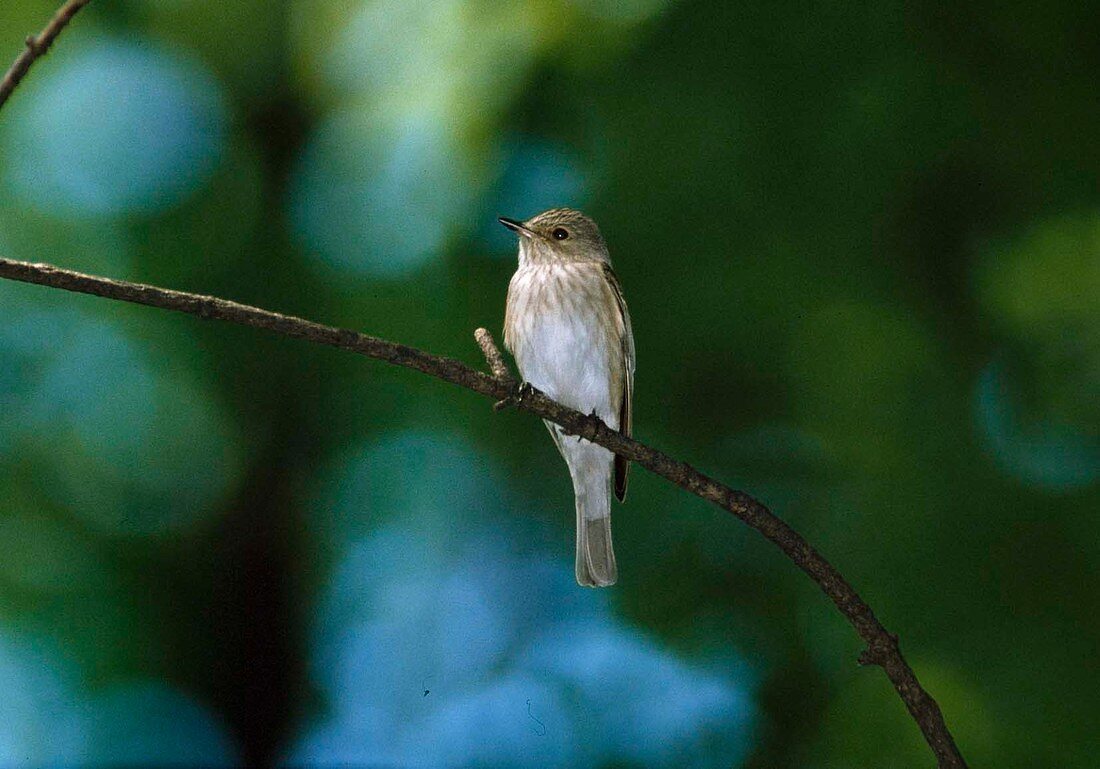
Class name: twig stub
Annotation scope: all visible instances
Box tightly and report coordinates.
[474,327,514,383]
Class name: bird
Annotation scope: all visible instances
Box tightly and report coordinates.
[499,208,635,587]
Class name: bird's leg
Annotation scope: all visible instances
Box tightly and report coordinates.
[493,380,533,412]
[562,409,602,442]
[577,408,602,442]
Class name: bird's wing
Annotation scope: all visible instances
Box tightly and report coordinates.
[602,263,634,502]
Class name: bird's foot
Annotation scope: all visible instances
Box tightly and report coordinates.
[576,409,602,442]
[565,409,602,442]
[493,381,533,412]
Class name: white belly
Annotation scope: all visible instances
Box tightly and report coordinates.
[505,264,619,427]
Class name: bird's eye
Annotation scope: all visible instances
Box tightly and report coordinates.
[552,228,569,240]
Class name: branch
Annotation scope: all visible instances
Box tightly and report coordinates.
[0,5,966,763]
[0,0,91,109]
[0,256,968,768]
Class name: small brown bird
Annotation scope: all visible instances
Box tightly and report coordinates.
[499,209,635,587]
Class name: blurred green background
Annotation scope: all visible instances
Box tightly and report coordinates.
[1,0,1097,766]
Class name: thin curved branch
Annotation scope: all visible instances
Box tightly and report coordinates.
[0,0,91,109]
[0,4,966,763]
[0,256,968,769]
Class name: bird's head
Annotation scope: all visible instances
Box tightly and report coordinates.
[498,208,610,265]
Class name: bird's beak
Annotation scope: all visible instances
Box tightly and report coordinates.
[498,216,535,239]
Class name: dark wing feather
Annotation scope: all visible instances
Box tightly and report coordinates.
[602,264,635,502]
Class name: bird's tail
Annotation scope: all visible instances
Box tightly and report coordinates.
[574,470,618,588]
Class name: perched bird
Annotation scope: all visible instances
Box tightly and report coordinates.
[499,209,635,587]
